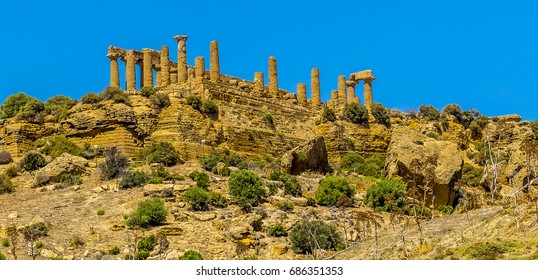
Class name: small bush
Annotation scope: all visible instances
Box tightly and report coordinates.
[20,152,47,171]
[1,92,35,119]
[149,92,170,112]
[289,220,342,254]
[99,147,128,180]
[35,241,44,249]
[201,100,218,114]
[0,251,6,260]
[461,163,483,188]
[274,200,294,212]
[139,86,156,97]
[268,224,287,237]
[370,103,390,126]
[179,250,203,260]
[263,112,274,126]
[443,104,463,120]
[134,235,156,260]
[208,192,227,208]
[24,222,49,238]
[466,241,516,260]
[5,165,20,178]
[2,239,10,247]
[70,236,85,248]
[436,205,454,214]
[108,246,120,255]
[268,171,301,196]
[186,95,202,110]
[343,103,368,124]
[426,131,441,140]
[418,105,440,121]
[120,171,150,189]
[100,86,130,105]
[60,173,82,187]
[340,153,365,171]
[0,151,13,165]
[81,92,103,104]
[469,116,489,139]
[322,107,336,122]
[147,177,164,184]
[188,171,210,190]
[315,176,354,206]
[97,209,105,216]
[151,165,169,178]
[364,178,407,212]
[228,170,266,210]
[44,95,77,121]
[182,187,210,211]
[39,135,84,158]
[16,99,45,122]
[530,121,538,140]
[126,198,167,228]
[200,151,248,173]
[137,142,180,167]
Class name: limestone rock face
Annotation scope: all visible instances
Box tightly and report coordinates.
[34,153,88,184]
[281,136,330,175]
[386,126,464,206]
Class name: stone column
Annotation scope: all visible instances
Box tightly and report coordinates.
[268,56,278,97]
[346,81,357,104]
[125,51,136,91]
[311,68,321,107]
[107,54,120,88]
[331,90,338,101]
[297,83,307,104]
[254,72,264,93]
[156,71,161,87]
[160,46,170,87]
[142,48,153,87]
[338,75,346,105]
[137,61,144,89]
[195,56,205,78]
[363,78,375,108]
[210,41,220,81]
[173,35,188,84]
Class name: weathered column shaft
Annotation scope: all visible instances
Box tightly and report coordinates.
[268,57,278,97]
[125,52,136,91]
[254,72,264,92]
[156,71,161,87]
[297,83,307,104]
[210,41,220,81]
[311,68,321,107]
[174,35,188,83]
[346,82,356,103]
[160,46,170,87]
[338,75,346,105]
[195,56,205,78]
[143,49,153,87]
[108,55,120,88]
[364,79,374,108]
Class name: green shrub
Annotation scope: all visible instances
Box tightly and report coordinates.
[418,105,440,121]
[24,222,49,238]
[466,241,516,260]
[1,92,35,119]
[100,86,130,105]
[0,151,13,165]
[228,170,266,210]
[99,147,128,180]
[179,250,203,260]
[340,153,365,171]
[443,104,463,120]
[108,246,120,255]
[186,95,203,110]
[530,121,538,140]
[189,170,210,190]
[59,173,82,187]
[208,192,227,208]
[137,142,180,167]
[133,235,156,260]
[436,205,454,214]
[151,165,169,178]
[314,176,354,206]
[201,100,218,114]
[0,174,14,195]
[343,103,368,124]
[4,165,20,178]
[267,171,301,196]
[0,251,5,260]
[182,187,210,211]
[469,116,489,139]
[16,99,45,122]
[81,92,103,104]
[149,92,171,112]
[364,178,407,212]
[274,200,294,212]
[200,151,248,173]
[20,152,47,171]
[44,95,77,121]
[126,198,167,228]
[289,220,342,254]
[370,103,390,126]
[321,107,336,122]
[139,86,156,97]
[147,177,164,184]
[2,239,10,247]
[39,135,84,158]
[97,209,105,216]
[426,131,441,140]
[362,154,386,178]
[263,112,274,126]
[461,163,483,187]
[120,171,150,188]
[268,224,287,237]
[70,236,85,248]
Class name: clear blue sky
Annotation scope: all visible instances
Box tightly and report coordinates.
[1,0,537,120]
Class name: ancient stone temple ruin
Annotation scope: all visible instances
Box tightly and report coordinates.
[106,35,376,111]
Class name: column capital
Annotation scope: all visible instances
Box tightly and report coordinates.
[173,35,188,42]
[107,53,121,60]
[345,80,357,87]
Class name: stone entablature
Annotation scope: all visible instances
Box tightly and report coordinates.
[107,35,376,113]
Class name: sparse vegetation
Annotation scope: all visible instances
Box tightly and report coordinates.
[370,103,391,126]
[59,173,82,187]
[100,86,130,105]
[268,171,302,196]
[149,92,171,112]
[44,95,77,121]
[120,171,150,189]
[0,151,13,165]
[2,239,9,247]
[201,100,218,114]
[364,178,407,212]
[137,142,180,167]
[108,246,120,255]
[97,209,105,216]
[200,151,248,173]
[139,86,157,97]
[322,107,336,122]
[179,250,203,260]
[38,135,84,158]
[0,251,6,260]
[530,121,538,139]
[268,224,287,237]
[188,170,210,190]
[289,220,342,254]
[466,240,517,260]
[186,95,203,110]
[343,103,368,124]
[20,152,47,171]
[208,191,228,208]
[135,235,156,260]
[4,165,20,178]
[70,236,85,248]
[274,200,294,212]
[418,105,440,121]
[81,92,103,104]
[315,175,354,206]
[99,147,128,180]
[228,170,266,210]
[126,198,167,228]
[461,163,483,188]
[263,112,274,126]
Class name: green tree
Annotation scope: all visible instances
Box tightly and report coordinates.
[201,100,218,114]
[343,103,368,124]
[1,92,34,119]
[16,99,45,122]
[321,107,336,122]
[418,105,440,121]
[370,103,391,126]
[20,152,47,171]
[186,95,202,110]
[81,92,102,104]
[44,95,77,121]
[364,178,407,212]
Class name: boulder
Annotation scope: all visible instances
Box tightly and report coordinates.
[143,184,174,197]
[34,153,88,184]
[281,136,330,175]
[386,127,464,206]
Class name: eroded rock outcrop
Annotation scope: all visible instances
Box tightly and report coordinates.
[34,153,88,184]
[281,136,330,175]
